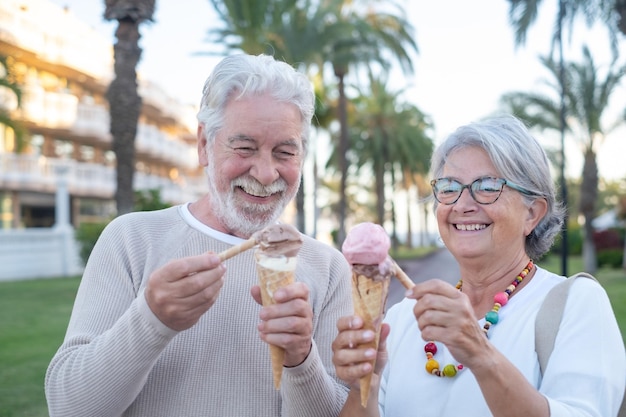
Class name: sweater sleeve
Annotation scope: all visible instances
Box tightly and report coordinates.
[279,241,352,417]
[45,213,179,417]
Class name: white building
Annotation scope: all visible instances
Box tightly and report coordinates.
[0,0,206,279]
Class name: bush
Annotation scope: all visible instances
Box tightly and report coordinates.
[75,221,108,265]
[551,223,583,256]
[597,249,624,268]
[593,228,624,250]
[74,189,171,266]
[134,189,171,212]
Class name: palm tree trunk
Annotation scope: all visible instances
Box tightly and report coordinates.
[557,0,569,277]
[107,20,143,215]
[405,185,413,249]
[580,148,599,273]
[389,166,398,252]
[336,70,349,246]
[376,138,387,226]
[422,198,430,246]
[296,175,305,233]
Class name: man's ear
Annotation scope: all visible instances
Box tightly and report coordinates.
[197,125,209,167]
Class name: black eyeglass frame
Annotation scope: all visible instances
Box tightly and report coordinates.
[430,176,539,205]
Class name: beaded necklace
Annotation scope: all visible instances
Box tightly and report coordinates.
[424,260,534,378]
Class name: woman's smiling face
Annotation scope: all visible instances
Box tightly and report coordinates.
[435,146,536,263]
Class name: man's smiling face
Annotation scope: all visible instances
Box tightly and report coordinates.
[199,93,304,237]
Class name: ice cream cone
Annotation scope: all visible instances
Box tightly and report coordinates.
[351,270,390,407]
[255,252,297,389]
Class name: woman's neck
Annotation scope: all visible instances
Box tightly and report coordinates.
[459,258,535,318]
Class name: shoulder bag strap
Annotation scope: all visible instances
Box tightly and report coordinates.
[535,272,597,375]
[535,272,626,416]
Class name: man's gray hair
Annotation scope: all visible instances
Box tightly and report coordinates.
[196,54,315,156]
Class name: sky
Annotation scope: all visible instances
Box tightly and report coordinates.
[48,0,626,181]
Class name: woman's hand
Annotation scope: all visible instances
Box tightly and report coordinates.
[405,279,489,369]
[332,315,388,416]
[332,315,389,387]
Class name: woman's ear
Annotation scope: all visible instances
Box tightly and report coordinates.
[525,198,548,237]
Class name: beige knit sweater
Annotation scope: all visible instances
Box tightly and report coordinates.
[45,205,352,417]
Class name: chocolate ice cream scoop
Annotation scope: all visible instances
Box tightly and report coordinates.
[254,224,303,257]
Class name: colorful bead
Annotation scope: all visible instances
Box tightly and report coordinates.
[426,358,440,374]
[424,342,437,355]
[494,292,508,306]
[485,311,499,324]
[442,364,458,377]
[425,260,534,378]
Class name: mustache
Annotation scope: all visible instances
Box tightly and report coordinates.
[231,176,287,197]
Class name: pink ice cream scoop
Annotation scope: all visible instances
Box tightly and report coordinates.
[342,222,391,267]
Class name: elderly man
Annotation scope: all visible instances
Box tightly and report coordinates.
[46,54,352,417]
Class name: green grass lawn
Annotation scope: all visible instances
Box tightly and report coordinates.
[0,277,79,417]
[0,256,624,417]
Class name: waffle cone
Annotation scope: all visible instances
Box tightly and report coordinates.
[217,236,257,261]
[351,270,390,407]
[255,254,296,389]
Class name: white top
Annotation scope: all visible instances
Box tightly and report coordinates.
[380,267,626,417]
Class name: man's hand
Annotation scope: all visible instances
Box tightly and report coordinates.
[251,282,313,367]
[145,253,226,331]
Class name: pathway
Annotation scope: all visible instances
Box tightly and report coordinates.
[387,248,460,309]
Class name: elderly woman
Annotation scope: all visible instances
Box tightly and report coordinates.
[332,115,625,417]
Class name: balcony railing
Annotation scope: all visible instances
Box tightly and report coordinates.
[0,0,114,80]
[13,88,198,168]
[0,153,206,203]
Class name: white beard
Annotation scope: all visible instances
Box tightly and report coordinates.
[204,156,297,237]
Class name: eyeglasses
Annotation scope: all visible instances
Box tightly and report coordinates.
[430,176,538,205]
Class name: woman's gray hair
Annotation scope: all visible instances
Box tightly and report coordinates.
[430,114,565,259]
[196,54,315,156]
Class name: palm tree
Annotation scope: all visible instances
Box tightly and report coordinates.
[344,73,432,240]
[206,0,417,244]
[207,0,327,234]
[500,45,626,273]
[314,0,417,245]
[411,173,434,247]
[391,105,433,249]
[104,0,156,215]
[0,55,26,152]
[504,0,623,275]
[207,0,303,57]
